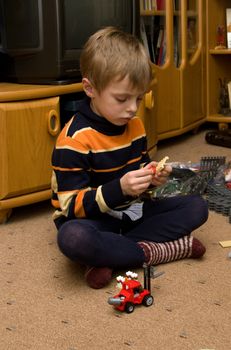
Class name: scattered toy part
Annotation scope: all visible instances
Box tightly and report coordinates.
[200,156,226,178]
[219,240,231,248]
[156,156,169,173]
[206,183,231,224]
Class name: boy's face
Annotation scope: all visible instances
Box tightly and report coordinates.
[82,76,145,126]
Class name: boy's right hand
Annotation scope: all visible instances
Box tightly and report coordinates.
[120,168,153,197]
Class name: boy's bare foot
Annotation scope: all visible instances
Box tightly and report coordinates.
[85,266,113,289]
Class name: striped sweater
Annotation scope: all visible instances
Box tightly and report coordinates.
[51,97,150,222]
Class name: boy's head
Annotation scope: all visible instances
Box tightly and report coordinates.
[80,26,153,93]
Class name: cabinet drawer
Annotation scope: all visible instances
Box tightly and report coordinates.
[0,97,60,199]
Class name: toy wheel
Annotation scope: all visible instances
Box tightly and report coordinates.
[143,295,154,307]
[125,302,135,313]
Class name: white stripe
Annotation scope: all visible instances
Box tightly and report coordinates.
[95,186,110,213]
[56,144,89,154]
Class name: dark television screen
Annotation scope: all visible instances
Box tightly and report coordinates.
[0,0,41,53]
[0,0,140,84]
[63,0,133,50]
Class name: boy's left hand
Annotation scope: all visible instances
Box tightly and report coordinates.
[145,161,172,187]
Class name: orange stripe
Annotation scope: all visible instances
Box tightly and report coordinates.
[56,138,89,153]
[71,117,145,152]
[74,189,88,218]
[52,166,84,172]
[51,199,60,209]
[56,117,145,154]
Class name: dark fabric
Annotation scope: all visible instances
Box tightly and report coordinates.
[56,195,208,269]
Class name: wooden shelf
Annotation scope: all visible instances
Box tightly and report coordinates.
[209,49,231,55]
[207,114,231,123]
[0,82,83,102]
[140,10,197,17]
[140,10,165,16]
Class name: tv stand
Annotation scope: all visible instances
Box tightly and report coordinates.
[49,79,82,85]
[7,78,83,86]
[0,82,84,223]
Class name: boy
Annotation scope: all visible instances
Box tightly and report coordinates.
[51,27,208,289]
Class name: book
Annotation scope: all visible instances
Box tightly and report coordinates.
[141,0,157,11]
[143,16,156,63]
[174,0,180,11]
[140,17,151,58]
[226,8,231,48]
[157,0,165,11]
[228,81,231,109]
[157,28,166,65]
[153,16,164,64]
[173,17,180,67]
[187,18,196,49]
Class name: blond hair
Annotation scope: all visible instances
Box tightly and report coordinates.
[80,26,153,92]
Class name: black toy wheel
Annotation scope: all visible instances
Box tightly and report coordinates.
[142,295,154,307]
[125,302,135,313]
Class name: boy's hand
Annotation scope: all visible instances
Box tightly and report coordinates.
[120,167,153,197]
[146,161,172,187]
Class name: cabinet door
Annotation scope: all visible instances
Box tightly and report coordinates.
[181,0,206,128]
[0,97,60,200]
[140,0,206,140]
[140,1,182,139]
[206,0,231,125]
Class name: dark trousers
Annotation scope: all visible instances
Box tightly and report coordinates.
[56,195,208,269]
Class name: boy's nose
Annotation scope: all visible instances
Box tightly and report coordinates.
[126,100,138,113]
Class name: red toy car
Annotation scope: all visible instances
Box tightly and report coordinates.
[108,268,154,313]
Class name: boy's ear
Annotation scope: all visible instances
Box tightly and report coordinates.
[82,78,95,97]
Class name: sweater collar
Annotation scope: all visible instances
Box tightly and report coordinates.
[77,97,126,136]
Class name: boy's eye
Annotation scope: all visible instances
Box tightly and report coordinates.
[116,97,127,103]
[115,96,143,103]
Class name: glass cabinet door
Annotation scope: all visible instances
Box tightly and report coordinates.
[140,0,167,66]
[139,0,205,138]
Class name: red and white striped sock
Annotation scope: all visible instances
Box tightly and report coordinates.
[138,236,206,266]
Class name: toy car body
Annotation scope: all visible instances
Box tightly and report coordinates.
[108,278,153,313]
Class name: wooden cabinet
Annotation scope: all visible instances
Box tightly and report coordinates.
[140,0,207,140]
[0,82,83,223]
[205,0,231,128]
[0,97,60,200]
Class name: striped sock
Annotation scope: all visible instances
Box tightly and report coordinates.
[138,236,206,266]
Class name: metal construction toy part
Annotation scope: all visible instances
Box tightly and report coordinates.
[108,266,164,313]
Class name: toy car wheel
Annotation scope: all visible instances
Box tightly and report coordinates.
[142,295,153,307]
[125,302,135,313]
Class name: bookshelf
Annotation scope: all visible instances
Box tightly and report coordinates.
[140,0,206,140]
[206,0,231,128]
